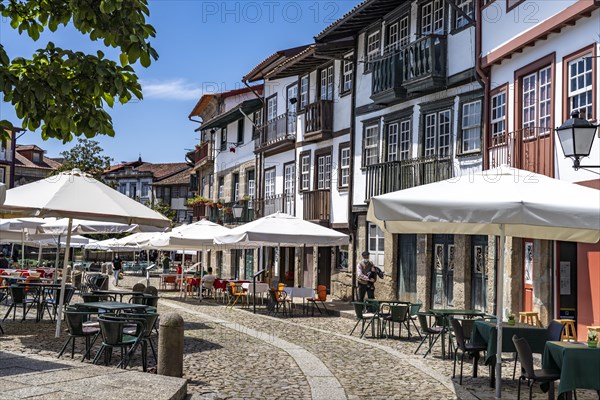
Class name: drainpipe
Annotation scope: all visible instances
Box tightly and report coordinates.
[348,36,359,302]
[475,0,491,170]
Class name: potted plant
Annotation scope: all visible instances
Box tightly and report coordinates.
[587,329,598,348]
[507,313,516,325]
[216,199,224,209]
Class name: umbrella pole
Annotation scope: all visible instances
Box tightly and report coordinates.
[37,243,43,266]
[180,249,186,299]
[21,228,25,267]
[146,248,151,287]
[495,224,506,399]
[54,235,61,283]
[55,218,73,338]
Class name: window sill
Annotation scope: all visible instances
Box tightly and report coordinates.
[456,149,482,157]
[339,90,352,98]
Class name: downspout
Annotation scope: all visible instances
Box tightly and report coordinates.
[475,0,490,170]
[348,36,359,302]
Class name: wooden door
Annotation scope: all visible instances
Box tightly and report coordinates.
[317,247,331,292]
[523,240,534,311]
[431,234,455,308]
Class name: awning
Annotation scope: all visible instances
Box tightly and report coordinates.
[201,98,262,131]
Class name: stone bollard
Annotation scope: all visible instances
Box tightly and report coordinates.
[158,313,184,377]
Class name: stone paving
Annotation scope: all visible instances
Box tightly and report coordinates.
[1,275,599,399]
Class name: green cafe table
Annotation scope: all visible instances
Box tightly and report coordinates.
[470,320,548,387]
[543,341,600,399]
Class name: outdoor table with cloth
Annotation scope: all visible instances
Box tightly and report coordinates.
[284,287,315,314]
[542,341,600,398]
[242,282,269,304]
[471,320,548,386]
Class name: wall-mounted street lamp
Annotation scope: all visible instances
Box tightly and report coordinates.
[232,203,244,220]
[556,110,599,170]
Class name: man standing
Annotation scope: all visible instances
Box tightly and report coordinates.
[356,251,377,301]
[112,255,122,286]
[162,253,171,273]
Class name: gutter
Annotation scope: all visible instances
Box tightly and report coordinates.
[475,0,490,170]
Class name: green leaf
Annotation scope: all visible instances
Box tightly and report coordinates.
[140,52,150,68]
[119,52,128,66]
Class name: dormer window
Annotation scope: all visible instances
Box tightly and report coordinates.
[32,152,41,163]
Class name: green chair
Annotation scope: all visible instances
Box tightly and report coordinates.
[58,310,101,361]
[350,302,379,338]
[408,303,423,338]
[93,315,144,369]
[382,304,410,339]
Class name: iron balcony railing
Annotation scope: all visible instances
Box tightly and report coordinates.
[365,156,454,200]
[255,112,296,150]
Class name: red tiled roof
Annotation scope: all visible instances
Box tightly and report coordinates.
[188,85,263,118]
[14,151,62,170]
[152,168,192,186]
[136,162,189,180]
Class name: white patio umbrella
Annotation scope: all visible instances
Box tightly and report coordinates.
[213,212,349,247]
[150,219,231,250]
[36,218,140,235]
[367,165,600,398]
[0,217,47,265]
[0,169,171,337]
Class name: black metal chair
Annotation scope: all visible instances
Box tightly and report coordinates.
[414,313,444,357]
[408,303,423,339]
[2,285,36,321]
[93,315,144,369]
[143,286,159,296]
[512,334,563,400]
[58,310,101,360]
[44,285,75,320]
[267,288,289,316]
[131,283,146,293]
[513,320,564,380]
[450,318,487,384]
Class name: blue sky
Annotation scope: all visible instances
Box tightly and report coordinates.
[0,1,358,164]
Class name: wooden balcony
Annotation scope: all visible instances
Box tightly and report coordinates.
[365,156,454,200]
[401,36,447,93]
[192,204,208,221]
[302,189,330,224]
[255,194,295,217]
[370,51,406,105]
[304,100,333,142]
[488,127,554,177]
[254,112,296,154]
[192,142,214,169]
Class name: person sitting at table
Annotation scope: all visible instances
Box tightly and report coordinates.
[0,253,8,269]
[201,267,217,297]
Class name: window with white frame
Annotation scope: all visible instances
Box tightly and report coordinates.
[300,75,309,109]
[32,152,41,163]
[316,154,331,190]
[246,170,255,198]
[363,123,380,166]
[567,55,593,119]
[320,65,334,101]
[339,144,350,188]
[172,186,179,198]
[421,0,444,35]
[141,182,149,197]
[300,152,311,191]
[522,66,551,138]
[424,110,452,157]
[220,127,227,151]
[266,95,277,122]
[399,120,411,160]
[253,110,263,139]
[342,53,354,93]
[218,176,224,199]
[399,16,410,47]
[264,168,275,198]
[491,90,506,141]
[365,30,381,72]
[461,100,481,153]
[284,163,295,214]
[130,183,137,199]
[385,16,410,53]
[453,0,474,30]
[368,223,385,270]
[284,163,295,196]
[119,183,126,195]
[387,123,398,162]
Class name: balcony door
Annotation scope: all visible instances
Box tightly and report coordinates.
[286,84,297,134]
[431,234,454,308]
[316,153,331,190]
[284,163,295,215]
[319,65,334,101]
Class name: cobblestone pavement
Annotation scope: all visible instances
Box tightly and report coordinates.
[1,276,598,399]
